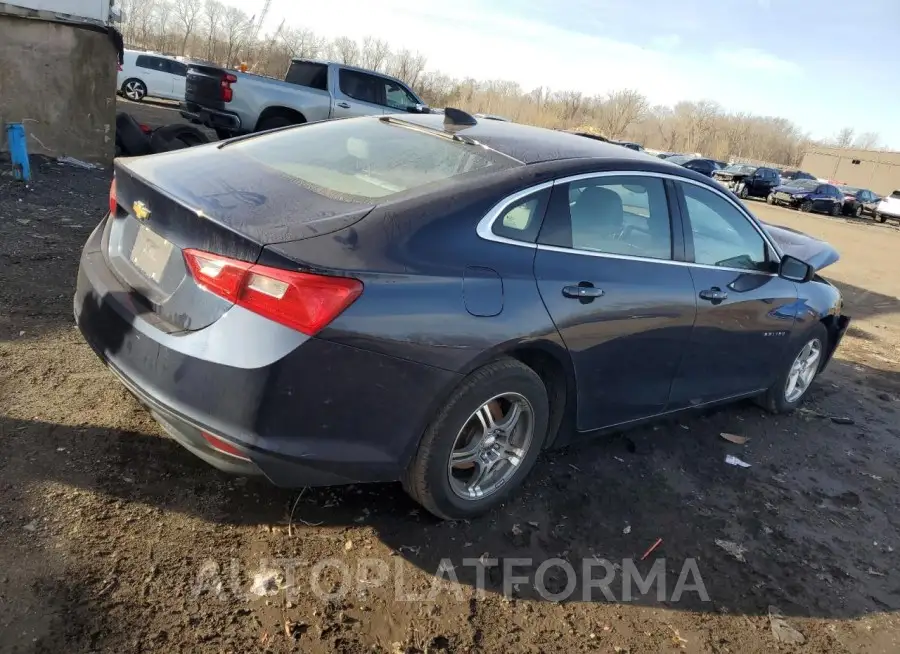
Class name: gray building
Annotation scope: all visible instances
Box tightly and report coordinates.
[801,146,900,196]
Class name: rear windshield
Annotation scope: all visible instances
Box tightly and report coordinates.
[723,164,756,174]
[230,117,519,201]
[839,186,860,194]
[891,190,900,199]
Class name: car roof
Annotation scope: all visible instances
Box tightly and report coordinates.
[395,114,656,164]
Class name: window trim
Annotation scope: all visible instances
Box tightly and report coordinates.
[474,170,783,276]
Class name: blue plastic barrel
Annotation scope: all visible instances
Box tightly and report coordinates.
[6,123,31,181]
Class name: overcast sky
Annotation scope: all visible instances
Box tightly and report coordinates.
[224,0,900,148]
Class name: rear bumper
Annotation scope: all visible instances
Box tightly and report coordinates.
[74,218,460,487]
[180,101,242,134]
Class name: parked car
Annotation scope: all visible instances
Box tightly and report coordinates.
[875,190,900,224]
[713,164,781,199]
[610,140,644,151]
[779,170,817,184]
[664,155,721,177]
[656,152,677,159]
[74,110,849,519]
[181,58,429,139]
[837,186,880,218]
[118,49,188,102]
[768,180,844,215]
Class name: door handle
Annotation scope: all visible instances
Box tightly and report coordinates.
[699,287,728,302]
[562,284,604,299]
[337,101,351,109]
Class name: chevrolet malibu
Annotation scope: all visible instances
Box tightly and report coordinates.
[75,110,850,519]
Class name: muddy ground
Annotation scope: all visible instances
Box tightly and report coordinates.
[1,151,900,654]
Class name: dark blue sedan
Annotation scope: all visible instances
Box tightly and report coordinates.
[767,180,845,215]
[74,110,850,519]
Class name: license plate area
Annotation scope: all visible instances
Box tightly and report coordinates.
[776,192,791,201]
[131,225,175,283]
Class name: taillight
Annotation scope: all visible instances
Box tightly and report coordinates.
[220,73,237,102]
[109,178,117,214]
[117,63,123,72]
[182,249,363,335]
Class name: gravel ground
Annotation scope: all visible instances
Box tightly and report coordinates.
[1,157,900,654]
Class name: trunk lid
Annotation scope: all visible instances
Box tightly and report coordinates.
[762,222,840,271]
[105,145,374,332]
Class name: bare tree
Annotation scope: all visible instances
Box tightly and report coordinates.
[834,127,855,148]
[173,0,202,55]
[203,0,224,61]
[281,27,325,59]
[360,37,392,72]
[389,49,427,87]
[854,131,880,150]
[595,89,648,139]
[221,6,251,65]
[330,37,360,65]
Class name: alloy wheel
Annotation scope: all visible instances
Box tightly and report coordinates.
[125,81,145,101]
[447,392,534,500]
[784,338,822,403]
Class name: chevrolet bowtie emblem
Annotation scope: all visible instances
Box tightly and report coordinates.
[132,200,151,221]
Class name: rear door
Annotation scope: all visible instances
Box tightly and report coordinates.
[333,69,390,118]
[668,180,798,406]
[166,59,188,100]
[533,173,697,430]
[136,55,173,97]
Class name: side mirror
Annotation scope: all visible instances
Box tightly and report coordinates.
[779,254,815,283]
[406,103,430,114]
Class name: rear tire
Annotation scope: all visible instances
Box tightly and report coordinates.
[738,184,749,199]
[121,78,147,102]
[875,213,886,223]
[854,204,862,218]
[256,115,297,132]
[403,358,549,520]
[757,323,828,414]
[830,202,841,217]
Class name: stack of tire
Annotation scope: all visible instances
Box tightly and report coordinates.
[115,112,210,158]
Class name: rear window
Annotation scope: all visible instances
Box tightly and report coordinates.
[284,61,328,91]
[230,117,519,201]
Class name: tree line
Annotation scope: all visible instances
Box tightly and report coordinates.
[117,0,883,166]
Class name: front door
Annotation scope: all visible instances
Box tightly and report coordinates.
[534,174,697,431]
[668,181,799,407]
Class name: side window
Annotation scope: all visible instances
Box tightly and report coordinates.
[541,176,672,260]
[491,190,550,243]
[135,55,153,70]
[285,61,328,90]
[681,183,769,272]
[383,80,419,111]
[338,70,382,105]
[169,61,187,76]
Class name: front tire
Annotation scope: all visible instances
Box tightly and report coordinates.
[121,78,147,102]
[737,184,749,199]
[875,213,886,223]
[800,200,813,212]
[758,323,828,414]
[404,358,549,520]
[766,193,775,205]
[854,204,862,218]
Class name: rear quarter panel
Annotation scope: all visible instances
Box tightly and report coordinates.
[262,164,568,374]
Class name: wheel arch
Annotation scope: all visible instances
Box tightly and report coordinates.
[255,106,307,130]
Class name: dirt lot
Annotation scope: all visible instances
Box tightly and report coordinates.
[2,156,900,654]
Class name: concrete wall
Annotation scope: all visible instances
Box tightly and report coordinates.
[0,14,116,163]
[801,147,900,196]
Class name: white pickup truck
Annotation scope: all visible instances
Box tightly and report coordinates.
[180,58,430,138]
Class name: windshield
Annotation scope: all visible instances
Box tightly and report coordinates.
[723,164,756,174]
[787,179,818,190]
[229,117,519,201]
[838,186,860,195]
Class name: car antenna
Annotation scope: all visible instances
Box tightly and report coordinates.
[443,107,478,128]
